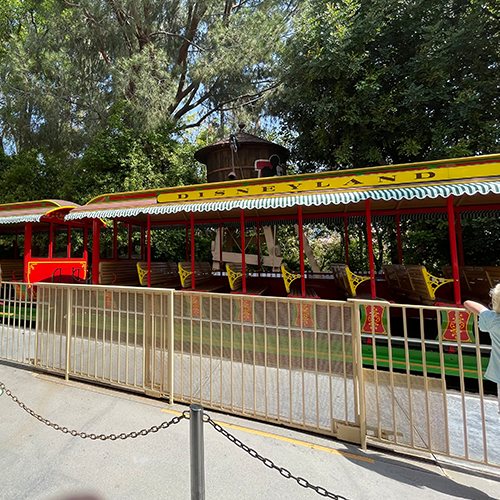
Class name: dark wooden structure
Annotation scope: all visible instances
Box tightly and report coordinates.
[194,124,289,183]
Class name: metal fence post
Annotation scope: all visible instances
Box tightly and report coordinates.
[190,404,205,500]
[350,299,367,450]
[34,285,41,366]
[65,287,73,381]
[167,289,175,405]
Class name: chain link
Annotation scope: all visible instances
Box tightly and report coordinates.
[205,415,351,500]
[0,381,187,440]
[2,380,351,498]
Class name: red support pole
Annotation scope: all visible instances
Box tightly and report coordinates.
[113,220,118,260]
[48,222,54,259]
[344,216,349,265]
[67,225,72,259]
[191,212,196,290]
[396,214,403,264]
[219,223,223,273]
[256,220,261,274]
[298,206,306,297]
[24,222,32,283]
[240,209,246,293]
[365,199,377,299]
[456,210,465,266]
[447,196,461,305]
[147,214,152,288]
[92,219,101,285]
[83,227,88,275]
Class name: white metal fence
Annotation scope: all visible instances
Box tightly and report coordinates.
[1,281,498,468]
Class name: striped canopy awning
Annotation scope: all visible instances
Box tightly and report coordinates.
[0,200,79,225]
[65,180,500,221]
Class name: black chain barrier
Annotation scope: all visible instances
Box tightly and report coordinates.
[0,381,187,440]
[205,414,351,500]
[1,381,351,499]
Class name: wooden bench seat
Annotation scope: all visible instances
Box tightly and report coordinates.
[331,263,371,298]
[178,262,226,292]
[136,261,181,288]
[288,284,320,298]
[226,263,269,295]
[0,259,24,282]
[383,264,452,305]
[281,264,319,298]
[99,260,141,286]
[442,265,500,303]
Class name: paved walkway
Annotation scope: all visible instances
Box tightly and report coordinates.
[1,362,500,500]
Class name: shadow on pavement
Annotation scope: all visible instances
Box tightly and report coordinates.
[345,449,499,500]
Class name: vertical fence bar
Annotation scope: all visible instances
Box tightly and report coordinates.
[168,289,175,405]
[351,300,367,449]
[65,288,72,381]
[34,285,41,366]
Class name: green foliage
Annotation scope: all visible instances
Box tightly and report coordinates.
[401,219,452,274]
[69,104,205,203]
[401,217,500,272]
[152,227,214,264]
[0,149,67,203]
[0,0,296,158]
[272,0,500,171]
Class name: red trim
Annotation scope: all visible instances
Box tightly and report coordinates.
[147,215,151,287]
[447,196,461,305]
[24,222,32,282]
[92,219,101,284]
[256,220,261,273]
[219,223,223,271]
[83,227,88,264]
[365,199,376,299]
[67,225,71,259]
[191,212,195,290]
[48,222,53,259]
[241,209,246,294]
[456,203,500,213]
[298,206,306,297]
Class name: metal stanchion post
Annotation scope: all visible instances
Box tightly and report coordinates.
[190,404,205,500]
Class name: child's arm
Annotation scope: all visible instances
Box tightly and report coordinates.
[464,300,488,315]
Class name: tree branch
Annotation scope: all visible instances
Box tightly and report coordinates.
[182,82,281,129]
[150,31,204,52]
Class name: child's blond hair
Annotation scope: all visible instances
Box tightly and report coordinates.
[490,284,500,313]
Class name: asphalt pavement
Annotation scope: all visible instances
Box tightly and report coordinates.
[1,361,500,500]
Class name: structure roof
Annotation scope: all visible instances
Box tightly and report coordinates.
[194,129,290,164]
[0,200,79,225]
[64,154,500,224]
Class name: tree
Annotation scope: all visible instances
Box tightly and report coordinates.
[272,0,500,171]
[0,0,297,157]
[69,103,206,204]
